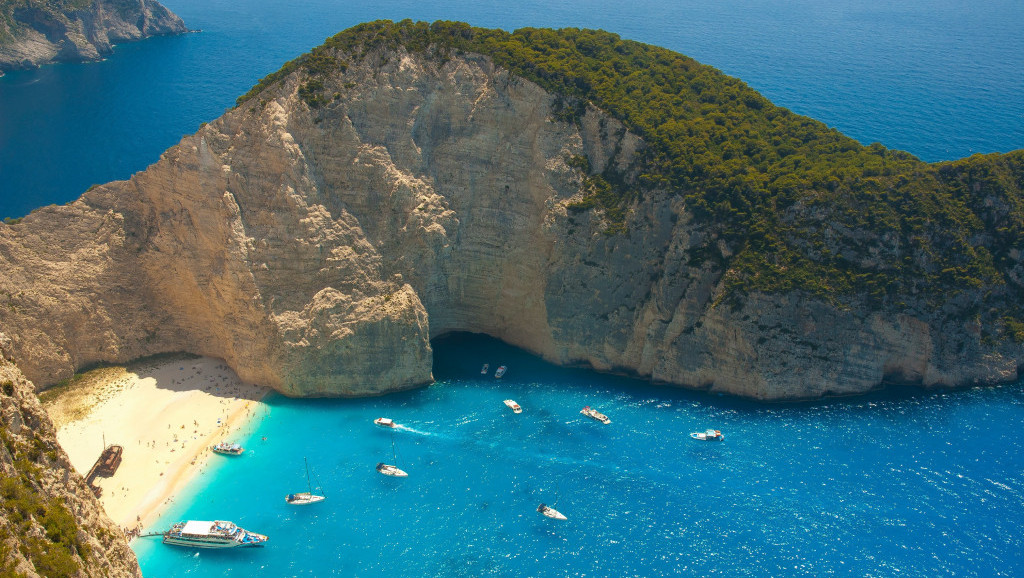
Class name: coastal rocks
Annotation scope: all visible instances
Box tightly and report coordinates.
[0,360,141,576]
[0,43,1021,400]
[0,0,186,74]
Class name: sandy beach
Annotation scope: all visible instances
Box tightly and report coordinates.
[42,355,270,532]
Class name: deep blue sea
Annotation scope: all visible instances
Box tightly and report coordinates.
[133,334,1024,577]
[2,1,1023,575]
[1,0,1023,218]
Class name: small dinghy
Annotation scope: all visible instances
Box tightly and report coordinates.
[580,406,611,424]
[537,503,567,520]
[481,363,489,375]
[503,399,522,414]
[690,429,724,441]
[494,365,507,378]
[374,417,395,428]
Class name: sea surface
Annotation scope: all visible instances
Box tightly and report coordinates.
[1,0,1023,218]
[133,334,1024,576]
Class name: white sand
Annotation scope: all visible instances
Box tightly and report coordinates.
[43,356,269,531]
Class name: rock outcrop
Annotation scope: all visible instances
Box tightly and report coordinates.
[0,24,1022,401]
[0,0,186,74]
[0,338,140,576]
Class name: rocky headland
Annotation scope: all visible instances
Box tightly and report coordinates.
[2,21,1023,403]
[0,0,186,74]
[0,341,140,576]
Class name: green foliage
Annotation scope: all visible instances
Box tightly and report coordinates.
[232,20,1024,311]
[1,453,85,577]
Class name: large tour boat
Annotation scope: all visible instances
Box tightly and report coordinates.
[374,417,395,428]
[162,520,267,548]
[211,442,244,455]
[503,399,523,414]
[494,365,507,378]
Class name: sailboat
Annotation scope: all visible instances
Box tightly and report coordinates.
[285,457,326,505]
[376,432,408,477]
[537,483,567,520]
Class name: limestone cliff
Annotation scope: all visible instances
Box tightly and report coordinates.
[0,0,186,74]
[1,22,1023,401]
[0,339,140,576]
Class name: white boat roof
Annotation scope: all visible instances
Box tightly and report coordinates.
[180,520,216,535]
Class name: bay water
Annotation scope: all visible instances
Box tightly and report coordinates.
[133,334,1024,576]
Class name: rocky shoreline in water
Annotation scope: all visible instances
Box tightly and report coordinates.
[0,0,186,76]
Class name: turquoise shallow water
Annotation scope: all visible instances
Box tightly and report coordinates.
[1,0,1023,218]
[133,334,1024,576]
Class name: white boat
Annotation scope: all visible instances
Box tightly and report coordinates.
[503,399,522,414]
[690,429,724,441]
[495,365,507,378]
[211,442,244,455]
[481,363,489,375]
[377,433,407,477]
[286,457,326,505]
[162,520,267,548]
[537,503,567,520]
[374,417,395,428]
[580,406,611,424]
[376,462,408,477]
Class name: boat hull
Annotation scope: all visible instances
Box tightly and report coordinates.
[377,463,408,477]
[286,493,326,505]
[162,536,264,548]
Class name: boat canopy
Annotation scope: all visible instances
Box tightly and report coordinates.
[180,521,217,536]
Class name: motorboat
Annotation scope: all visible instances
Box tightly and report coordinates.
[503,399,522,414]
[481,363,489,375]
[286,457,326,505]
[162,520,267,548]
[537,503,567,520]
[494,365,507,378]
[374,417,395,428]
[376,462,408,477]
[580,406,611,424]
[211,442,244,455]
[690,429,724,441]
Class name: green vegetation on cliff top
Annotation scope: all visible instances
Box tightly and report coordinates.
[238,20,1024,325]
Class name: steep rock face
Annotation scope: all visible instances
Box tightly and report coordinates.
[0,45,1020,400]
[0,340,140,576]
[0,0,186,74]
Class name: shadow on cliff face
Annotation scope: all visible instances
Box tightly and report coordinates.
[429,332,1009,418]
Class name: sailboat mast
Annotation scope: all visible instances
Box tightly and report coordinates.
[304,456,312,494]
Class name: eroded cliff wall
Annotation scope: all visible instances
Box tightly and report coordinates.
[0,340,140,576]
[0,0,186,74]
[0,45,1020,400]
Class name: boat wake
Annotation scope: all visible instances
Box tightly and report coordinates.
[394,425,440,438]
